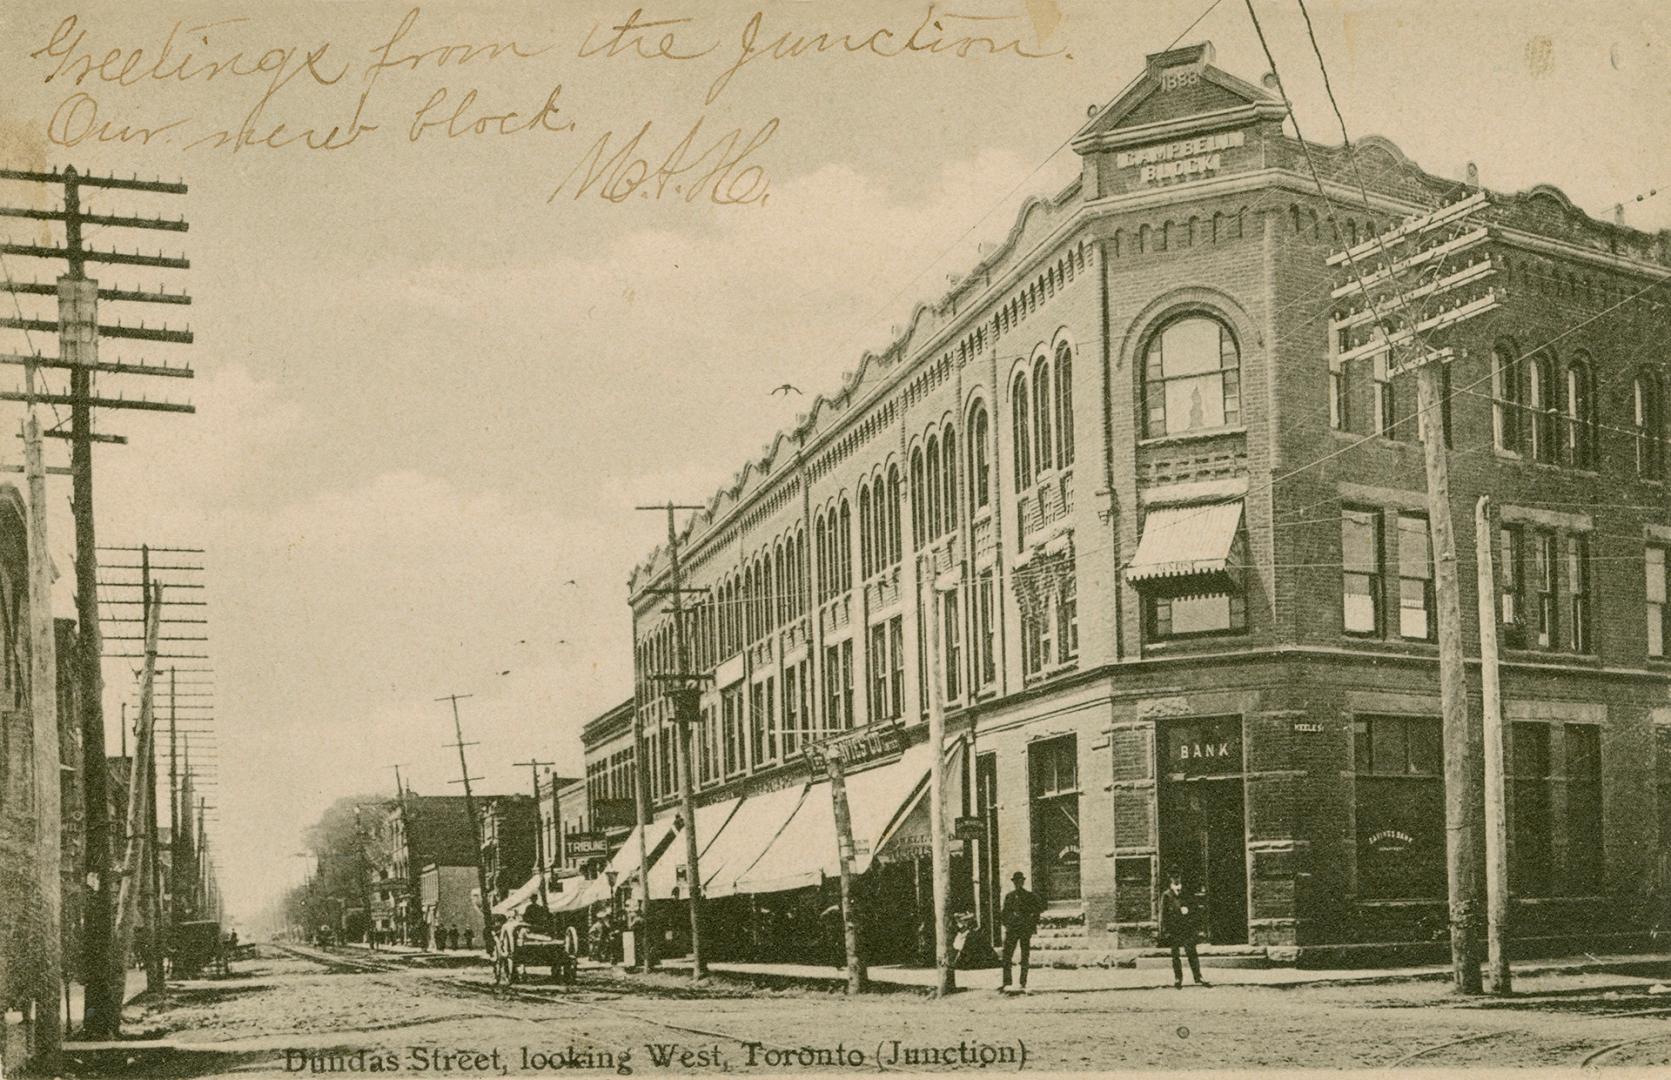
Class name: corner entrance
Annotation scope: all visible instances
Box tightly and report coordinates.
[1157,716,1248,945]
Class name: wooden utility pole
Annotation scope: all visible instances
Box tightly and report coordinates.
[1328,192,1497,995]
[628,699,655,973]
[1,164,195,1036]
[23,409,61,1062]
[168,671,179,947]
[920,573,952,996]
[1475,496,1511,994]
[513,758,555,908]
[824,751,866,993]
[438,693,496,954]
[636,501,713,980]
[112,578,163,997]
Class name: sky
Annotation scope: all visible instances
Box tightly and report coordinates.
[0,0,1667,923]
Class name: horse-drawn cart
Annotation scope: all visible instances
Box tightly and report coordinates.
[493,921,579,986]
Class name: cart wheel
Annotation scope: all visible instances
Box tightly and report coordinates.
[564,926,579,957]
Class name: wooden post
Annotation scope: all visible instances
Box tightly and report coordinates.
[23,413,62,1063]
[1417,363,1483,995]
[1475,496,1511,994]
[515,760,555,909]
[825,752,867,993]
[113,580,163,982]
[438,694,496,956]
[629,701,655,973]
[665,504,705,981]
[920,573,953,995]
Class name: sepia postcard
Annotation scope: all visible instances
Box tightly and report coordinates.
[0,0,1668,1076]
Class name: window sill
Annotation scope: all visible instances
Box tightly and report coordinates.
[1143,633,1249,650]
[1138,425,1246,449]
[1501,648,1602,666]
[1024,660,1080,686]
[1351,897,1446,907]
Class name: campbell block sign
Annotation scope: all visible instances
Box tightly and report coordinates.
[1116,130,1246,186]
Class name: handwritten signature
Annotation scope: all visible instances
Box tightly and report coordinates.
[549,114,776,207]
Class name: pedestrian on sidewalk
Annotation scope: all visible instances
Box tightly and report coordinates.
[1160,870,1211,989]
[1000,871,1045,993]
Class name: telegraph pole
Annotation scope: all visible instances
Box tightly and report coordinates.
[824,751,866,993]
[1475,496,1511,994]
[438,693,496,954]
[388,764,414,944]
[23,406,61,1062]
[513,758,555,908]
[637,502,712,981]
[1,164,195,1037]
[919,572,952,996]
[1329,193,1498,994]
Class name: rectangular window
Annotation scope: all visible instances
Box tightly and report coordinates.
[1532,531,1557,649]
[781,667,799,756]
[1647,545,1667,659]
[888,616,905,720]
[1148,592,1247,639]
[1397,514,1434,640]
[1342,507,1382,635]
[1493,351,1521,453]
[722,686,744,777]
[840,639,854,729]
[823,644,841,734]
[1500,526,1524,647]
[1510,722,1552,897]
[1565,725,1603,892]
[1329,354,1349,431]
[943,592,962,701]
[976,571,996,688]
[1352,715,1445,900]
[1373,354,1394,436]
[750,681,766,767]
[1564,535,1591,654]
[1060,580,1079,661]
[868,622,888,722]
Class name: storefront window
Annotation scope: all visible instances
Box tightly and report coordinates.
[1510,722,1552,897]
[1565,725,1603,892]
[1352,714,1444,901]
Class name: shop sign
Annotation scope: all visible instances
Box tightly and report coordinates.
[1165,718,1242,777]
[802,723,905,771]
[1367,829,1414,854]
[953,815,986,842]
[566,832,608,857]
[1292,721,1327,734]
[1116,130,1246,186]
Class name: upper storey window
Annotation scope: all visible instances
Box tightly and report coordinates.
[1143,315,1241,438]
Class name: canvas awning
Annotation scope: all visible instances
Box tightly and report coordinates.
[491,873,544,917]
[700,782,809,899]
[605,812,679,888]
[1125,501,1244,589]
[548,872,607,914]
[734,741,932,896]
[647,796,743,900]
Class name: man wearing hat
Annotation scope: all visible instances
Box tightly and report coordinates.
[999,870,1046,993]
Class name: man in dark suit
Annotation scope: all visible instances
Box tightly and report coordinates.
[1159,870,1211,989]
[1000,871,1046,993]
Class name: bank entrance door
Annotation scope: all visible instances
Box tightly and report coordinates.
[1158,716,1248,945]
[1029,735,1081,902]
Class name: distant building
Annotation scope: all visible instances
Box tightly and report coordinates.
[418,863,482,950]
[579,699,639,864]
[534,769,582,878]
[477,794,536,907]
[384,794,478,946]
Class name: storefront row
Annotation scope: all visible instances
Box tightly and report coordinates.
[500,689,1668,969]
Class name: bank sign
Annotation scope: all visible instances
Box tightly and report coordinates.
[1165,717,1242,777]
[1117,130,1247,186]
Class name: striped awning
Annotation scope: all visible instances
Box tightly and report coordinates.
[1126,501,1244,586]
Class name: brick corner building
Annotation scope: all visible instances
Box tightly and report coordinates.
[622,41,1671,968]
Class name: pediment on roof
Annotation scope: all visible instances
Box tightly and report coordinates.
[1076,42,1281,150]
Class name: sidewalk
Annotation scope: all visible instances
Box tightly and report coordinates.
[653,951,1671,995]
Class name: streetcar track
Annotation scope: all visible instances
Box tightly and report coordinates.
[269,942,839,1068]
[1389,1030,1511,1067]
[1577,1032,1671,1069]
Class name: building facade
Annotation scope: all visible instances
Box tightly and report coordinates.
[384,794,478,946]
[624,42,1671,966]
[478,794,536,907]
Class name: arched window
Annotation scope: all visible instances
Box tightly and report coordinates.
[1529,352,1557,463]
[1034,361,1053,472]
[774,542,785,627]
[743,563,755,644]
[969,401,991,510]
[1492,346,1521,452]
[1635,373,1663,478]
[1012,375,1033,490]
[943,424,960,530]
[1142,314,1241,438]
[1055,343,1075,467]
[837,498,851,592]
[926,435,942,538]
[910,449,925,547]
[1564,356,1594,469]
[1212,212,1224,243]
[859,483,873,579]
[1137,224,1150,253]
[887,464,902,566]
[814,515,827,603]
